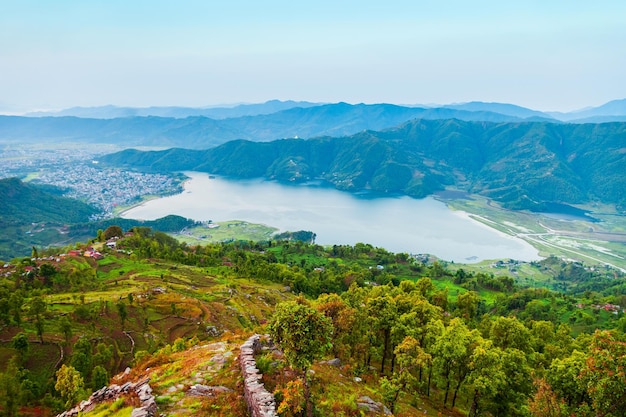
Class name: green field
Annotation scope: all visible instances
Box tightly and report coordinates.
[444,194,626,272]
[172,220,278,245]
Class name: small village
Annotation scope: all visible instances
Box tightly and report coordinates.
[0,145,182,219]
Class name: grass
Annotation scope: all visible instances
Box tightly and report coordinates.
[87,398,134,417]
[445,194,626,272]
[173,220,278,245]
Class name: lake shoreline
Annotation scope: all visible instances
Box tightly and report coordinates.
[120,172,541,263]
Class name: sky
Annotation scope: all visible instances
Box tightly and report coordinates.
[1,0,625,113]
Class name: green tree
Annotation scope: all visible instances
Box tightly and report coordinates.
[268,300,333,417]
[489,348,533,417]
[59,316,73,345]
[116,301,128,329]
[315,293,353,358]
[432,317,480,408]
[11,332,29,364]
[366,294,397,374]
[90,365,109,390]
[464,339,506,416]
[55,364,85,408]
[415,277,435,299]
[29,296,46,343]
[71,337,93,379]
[0,358,22,417]
[8,292,23,326]
[103,225,123,240]
[38,263,58,286]
[0,288,10,326]
[489,316,532,353]
[388,335,431,410]
[547,349,588,409]
[580,330,626,417]
[93,342,114,373]
[455,291,480,321]
[380,376,402,414]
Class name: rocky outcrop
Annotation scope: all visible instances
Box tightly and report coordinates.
[240,334,277,417]
[357,396,393,415]
[56,378,156,417]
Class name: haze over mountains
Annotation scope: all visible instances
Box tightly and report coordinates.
[16,98,626,122]
[2,99,626,150]
[23,99,322,119]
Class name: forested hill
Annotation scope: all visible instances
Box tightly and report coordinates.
[0,177,97,224]
[0,103,542,149]
[0,177,200,260]
[100,118,626,211]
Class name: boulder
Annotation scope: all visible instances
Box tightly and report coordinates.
[357,396,392,415]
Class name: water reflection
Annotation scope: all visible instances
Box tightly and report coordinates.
[122,172,540,263]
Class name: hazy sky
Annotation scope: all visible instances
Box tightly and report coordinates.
[1,0,625,112]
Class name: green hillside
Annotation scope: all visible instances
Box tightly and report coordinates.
[100,119,626,211]
[0,177,97,224]
[0,178,203,260]
[1,228,626,416]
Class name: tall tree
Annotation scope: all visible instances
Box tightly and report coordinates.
[55,365,85,408]
[59,316,73,345]
[0,358,22,417]
[528,378,569,417]
[387,335,431,411]
[71,337,93,380]
[455,291,480,321]
[489,348,533,417]
[580,330,626,417]
[366,294,397,374]
[11,332,29,364]
[90,365,109,390]
[489,316,532,353]
[547,349,589,409]
[116,301,128,330]
[268,300,333,417]
[466,340,506,417]
[432,317,480,408]
[29,296,46,343]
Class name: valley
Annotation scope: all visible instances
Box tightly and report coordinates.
[4,1,626,415]
[444,195,626,272]
[1,99,626,417]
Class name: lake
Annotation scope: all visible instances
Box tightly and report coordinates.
[121,172,540,263]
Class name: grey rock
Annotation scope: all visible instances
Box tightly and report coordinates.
[357,396,392,415]
[326,358,341,367]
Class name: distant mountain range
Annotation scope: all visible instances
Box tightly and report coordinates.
[547,98,626,122]
[24,99,322,119]
[3,98,626,216]
[0,103,539,149]
[100,118,626,212]
[3,100,626,150]
[17,98,626,122]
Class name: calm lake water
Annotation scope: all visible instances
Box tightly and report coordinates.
[121,172,540,263]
